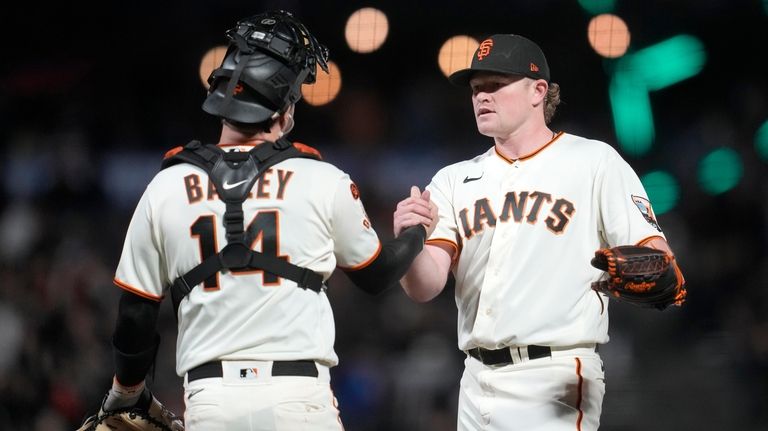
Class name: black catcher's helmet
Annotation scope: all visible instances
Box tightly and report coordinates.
[202,10,329,124]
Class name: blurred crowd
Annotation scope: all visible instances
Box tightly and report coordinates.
[2,2,767,430]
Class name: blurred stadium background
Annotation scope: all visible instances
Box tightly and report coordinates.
[1,1,766,429]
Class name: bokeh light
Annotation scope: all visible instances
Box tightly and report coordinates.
[755,120,768,161]
[625,34,706,91]
[609,70,654,157]
[640,170,679,215]
[698,147,743,195]
[345,8,389,53]
[199,46,228,89]
[578,0,617,15]
[437,35,479,78]
[609,34,705,157]
[302,61,342,106]
[587,14,630,58]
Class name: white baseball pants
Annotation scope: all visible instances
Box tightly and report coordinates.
[183,360,344,431]
[458,345,605,431]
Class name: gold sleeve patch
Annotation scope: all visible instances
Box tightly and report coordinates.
[350,182,360,200]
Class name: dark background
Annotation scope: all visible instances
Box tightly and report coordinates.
[1,1,766,429]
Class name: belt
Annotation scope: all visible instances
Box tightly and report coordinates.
[467,345,551,365]
[188,360,319,382]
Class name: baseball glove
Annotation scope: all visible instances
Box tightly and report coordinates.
[77,390,184,431]
[590,245,687,310]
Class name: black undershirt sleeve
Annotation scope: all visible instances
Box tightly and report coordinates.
[112,290,161,386]
[343,225,427,295]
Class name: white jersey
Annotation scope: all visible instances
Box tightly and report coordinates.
[427,132,665,351]
[114,144,381,376]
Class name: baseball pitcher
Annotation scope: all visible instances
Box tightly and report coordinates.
[394,34,686,431]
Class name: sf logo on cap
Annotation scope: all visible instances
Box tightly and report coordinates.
[477,39,494,61]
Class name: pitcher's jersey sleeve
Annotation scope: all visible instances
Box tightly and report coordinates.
[596,148,666,247]
[114,184,166,301]
[425,166,461,258]
[331,176,381,269]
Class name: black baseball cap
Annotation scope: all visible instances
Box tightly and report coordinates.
[449,34,550,86]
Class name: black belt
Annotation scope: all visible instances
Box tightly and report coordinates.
[188,360,319,382]
[467,345,551,365]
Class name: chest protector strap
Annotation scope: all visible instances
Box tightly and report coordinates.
[161,138,324,313]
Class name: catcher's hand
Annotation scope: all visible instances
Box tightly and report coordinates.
[590,245,687,310]
[77,389,184,431]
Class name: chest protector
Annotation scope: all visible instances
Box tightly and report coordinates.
[161,138,324,314]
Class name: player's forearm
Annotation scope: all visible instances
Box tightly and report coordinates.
[344,225,428,295]
[113,291,161,386]
[641,236,673,255]
[401,246,450,302]
[642,236,686,288]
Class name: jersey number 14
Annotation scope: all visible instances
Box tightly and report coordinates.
[190,210,288,290]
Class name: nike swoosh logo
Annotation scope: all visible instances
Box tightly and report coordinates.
[463,173,484,183]
[223,179,249,190]
[187,388,205,400]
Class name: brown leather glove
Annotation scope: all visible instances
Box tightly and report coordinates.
[77,389,184,431]
[591,245,687,310]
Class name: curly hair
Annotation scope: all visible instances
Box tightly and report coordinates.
[544,82,561,125]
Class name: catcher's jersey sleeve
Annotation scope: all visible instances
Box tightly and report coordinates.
[331,177,381,269]
[114,186,166,301]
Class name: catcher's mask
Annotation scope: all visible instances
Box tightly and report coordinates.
[202,10,329,124]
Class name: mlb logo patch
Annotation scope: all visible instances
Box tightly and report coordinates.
[239,368,259,379]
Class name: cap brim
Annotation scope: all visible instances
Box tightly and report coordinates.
[447,68,474,86]
[448,66,530,86]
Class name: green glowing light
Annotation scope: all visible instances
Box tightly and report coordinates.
[609,70,654,156]
[577,0,616,15]
[608,34,707,157]
[697,148,743,195]
[755,120,768,161]
[640,170,679,215]
[627,35,707,91]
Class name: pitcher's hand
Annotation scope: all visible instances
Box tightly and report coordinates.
[393,186,438,237]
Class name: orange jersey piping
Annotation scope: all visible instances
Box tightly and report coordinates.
[113,278,163,302]
[636,235,665,247]
[494,131,564,164]
[338,241,383,271]
[426,238,459,261]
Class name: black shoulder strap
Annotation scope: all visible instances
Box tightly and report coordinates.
[162,138,324,314]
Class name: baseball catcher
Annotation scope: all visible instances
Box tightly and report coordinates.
[76,383,183,430]
[87,8,436,431]
[591,245,687,310]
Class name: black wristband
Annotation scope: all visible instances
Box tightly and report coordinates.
[113,333,159,386]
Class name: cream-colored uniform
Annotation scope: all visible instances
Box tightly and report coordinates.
[114,144,379,430]
[116,146,381,374]
[427,132,665,431]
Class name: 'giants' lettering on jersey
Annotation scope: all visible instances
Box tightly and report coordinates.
[458,191,575,238]
[183,169,294,204]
